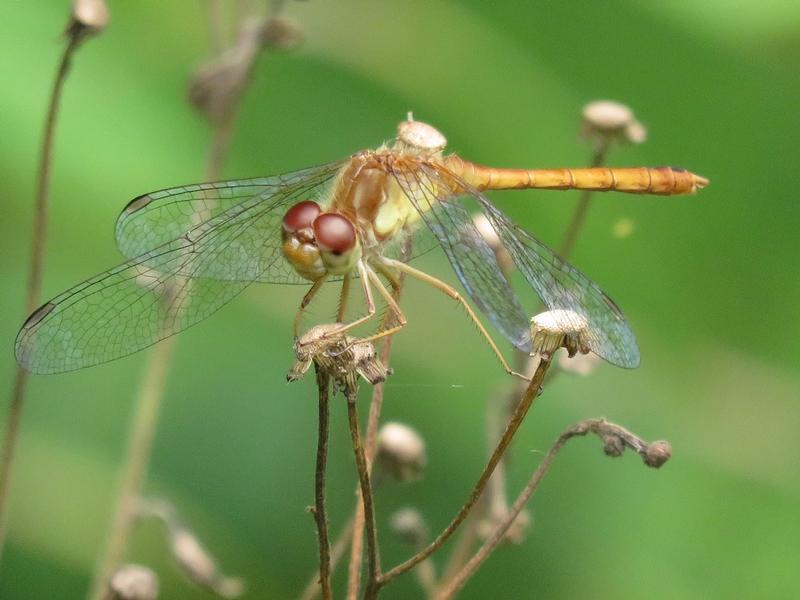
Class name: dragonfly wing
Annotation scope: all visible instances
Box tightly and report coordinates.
[16,241,253,373]
[389,164,531,352]
[115,161,345,284]
[15,163,345,373]
[423,163,640,368]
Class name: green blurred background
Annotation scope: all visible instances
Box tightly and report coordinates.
[1,0,799,598]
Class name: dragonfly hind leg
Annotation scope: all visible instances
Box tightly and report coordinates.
[382,258,529,381]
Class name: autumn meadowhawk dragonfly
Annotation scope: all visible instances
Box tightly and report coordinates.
[15,117,707,375]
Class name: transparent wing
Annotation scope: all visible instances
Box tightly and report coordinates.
[388,164,532,352]
[419,162,640,368]
[15,162,345,374]
[115,161,344,284]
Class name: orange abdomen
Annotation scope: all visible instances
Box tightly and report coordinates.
[446,157,709,196]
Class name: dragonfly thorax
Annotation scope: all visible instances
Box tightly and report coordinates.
[281,200,362,280]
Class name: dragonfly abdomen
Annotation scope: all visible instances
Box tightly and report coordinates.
[448,157,708,196]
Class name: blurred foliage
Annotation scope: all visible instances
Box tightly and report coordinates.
[1,0,799,598]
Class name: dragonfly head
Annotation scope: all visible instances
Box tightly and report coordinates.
[282,201,362,280]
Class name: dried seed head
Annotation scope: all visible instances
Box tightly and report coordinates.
[476,509,531,546]
[472,213,513,274]
[530,310,591,360]
[106,564,158,600]
[68,0,109,40]
[188,18,267,124]
[170,527,245,598]
[288,324,389,388]
[557,350,600,376]
[260,16,303,51]
[397,114,447,153]
[389,507,428,546]
[376,422,427,482]
[643,440,672,468]
[580,100,647,146]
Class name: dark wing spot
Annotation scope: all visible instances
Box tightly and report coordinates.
[22,302,56,329]
[123,194,155,214]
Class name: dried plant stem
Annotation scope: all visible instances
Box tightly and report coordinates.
[443,139,614,580]
[88,5,277,592]
[558,143,608,259]
[438,419,668,598]
[313,368,333,600]
[345,386,381,600]
[347,239,411,599]
[377,357,552,590]
[298,516,355,600]
[0,33,83,563]
[88,336,176,600]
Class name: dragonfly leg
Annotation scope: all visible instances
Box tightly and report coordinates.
[344,266,407,348]
[383,258,529,381]
[294,276,327,339]
[372,260,402,292]
[321,260,378,339]
[337,273,352,323]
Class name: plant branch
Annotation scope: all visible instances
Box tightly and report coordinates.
[558,141,609,259]
[347,238,411,599]
[345,385,381,600]
[89,5,291,594]
[377,357,552,589]
[0,27,88,564]
[438,418,671,598]
[298,516,355,600]
[88,336,176,600]
[313,367,333,600]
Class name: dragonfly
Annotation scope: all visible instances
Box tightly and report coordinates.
[15,116,708,375]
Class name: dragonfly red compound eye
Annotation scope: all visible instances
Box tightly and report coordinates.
[282,200,321,232]
[313,213,356,254]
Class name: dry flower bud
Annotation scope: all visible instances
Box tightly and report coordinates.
[600,432,625,457]
[68,0,109,39]
[289,324,389,388]
[170,527,245,598]
[106,564,158,600]
[389,507,428,546]
[472,213,513,274]
[260,17,303,51]
[530,310,591,360]
[581,100,647,146]
[397,115,447,153]
[376,422,427,482]
[624,119,647,144]
[643,440,672,468]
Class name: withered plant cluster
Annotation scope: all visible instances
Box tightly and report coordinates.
[0,2,672,599]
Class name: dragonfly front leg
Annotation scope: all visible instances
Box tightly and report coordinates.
[321,260,378,339]
[337,273,352,323]
[294,276,327,339]
[349,266,407,346]
[382,258,529,381]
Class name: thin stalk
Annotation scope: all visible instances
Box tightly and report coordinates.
[0,32,82,563]
[346,238,411,599]
[438,418,667,598]
[313,367,333,600]
[558,142,609,259]
[345,386,381,600]
[443,138,614,580]
[436,422,575,599]
[88,6,280,593]
[298,516,355,600]
[87,336,176,600]
[378,357,552,589]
